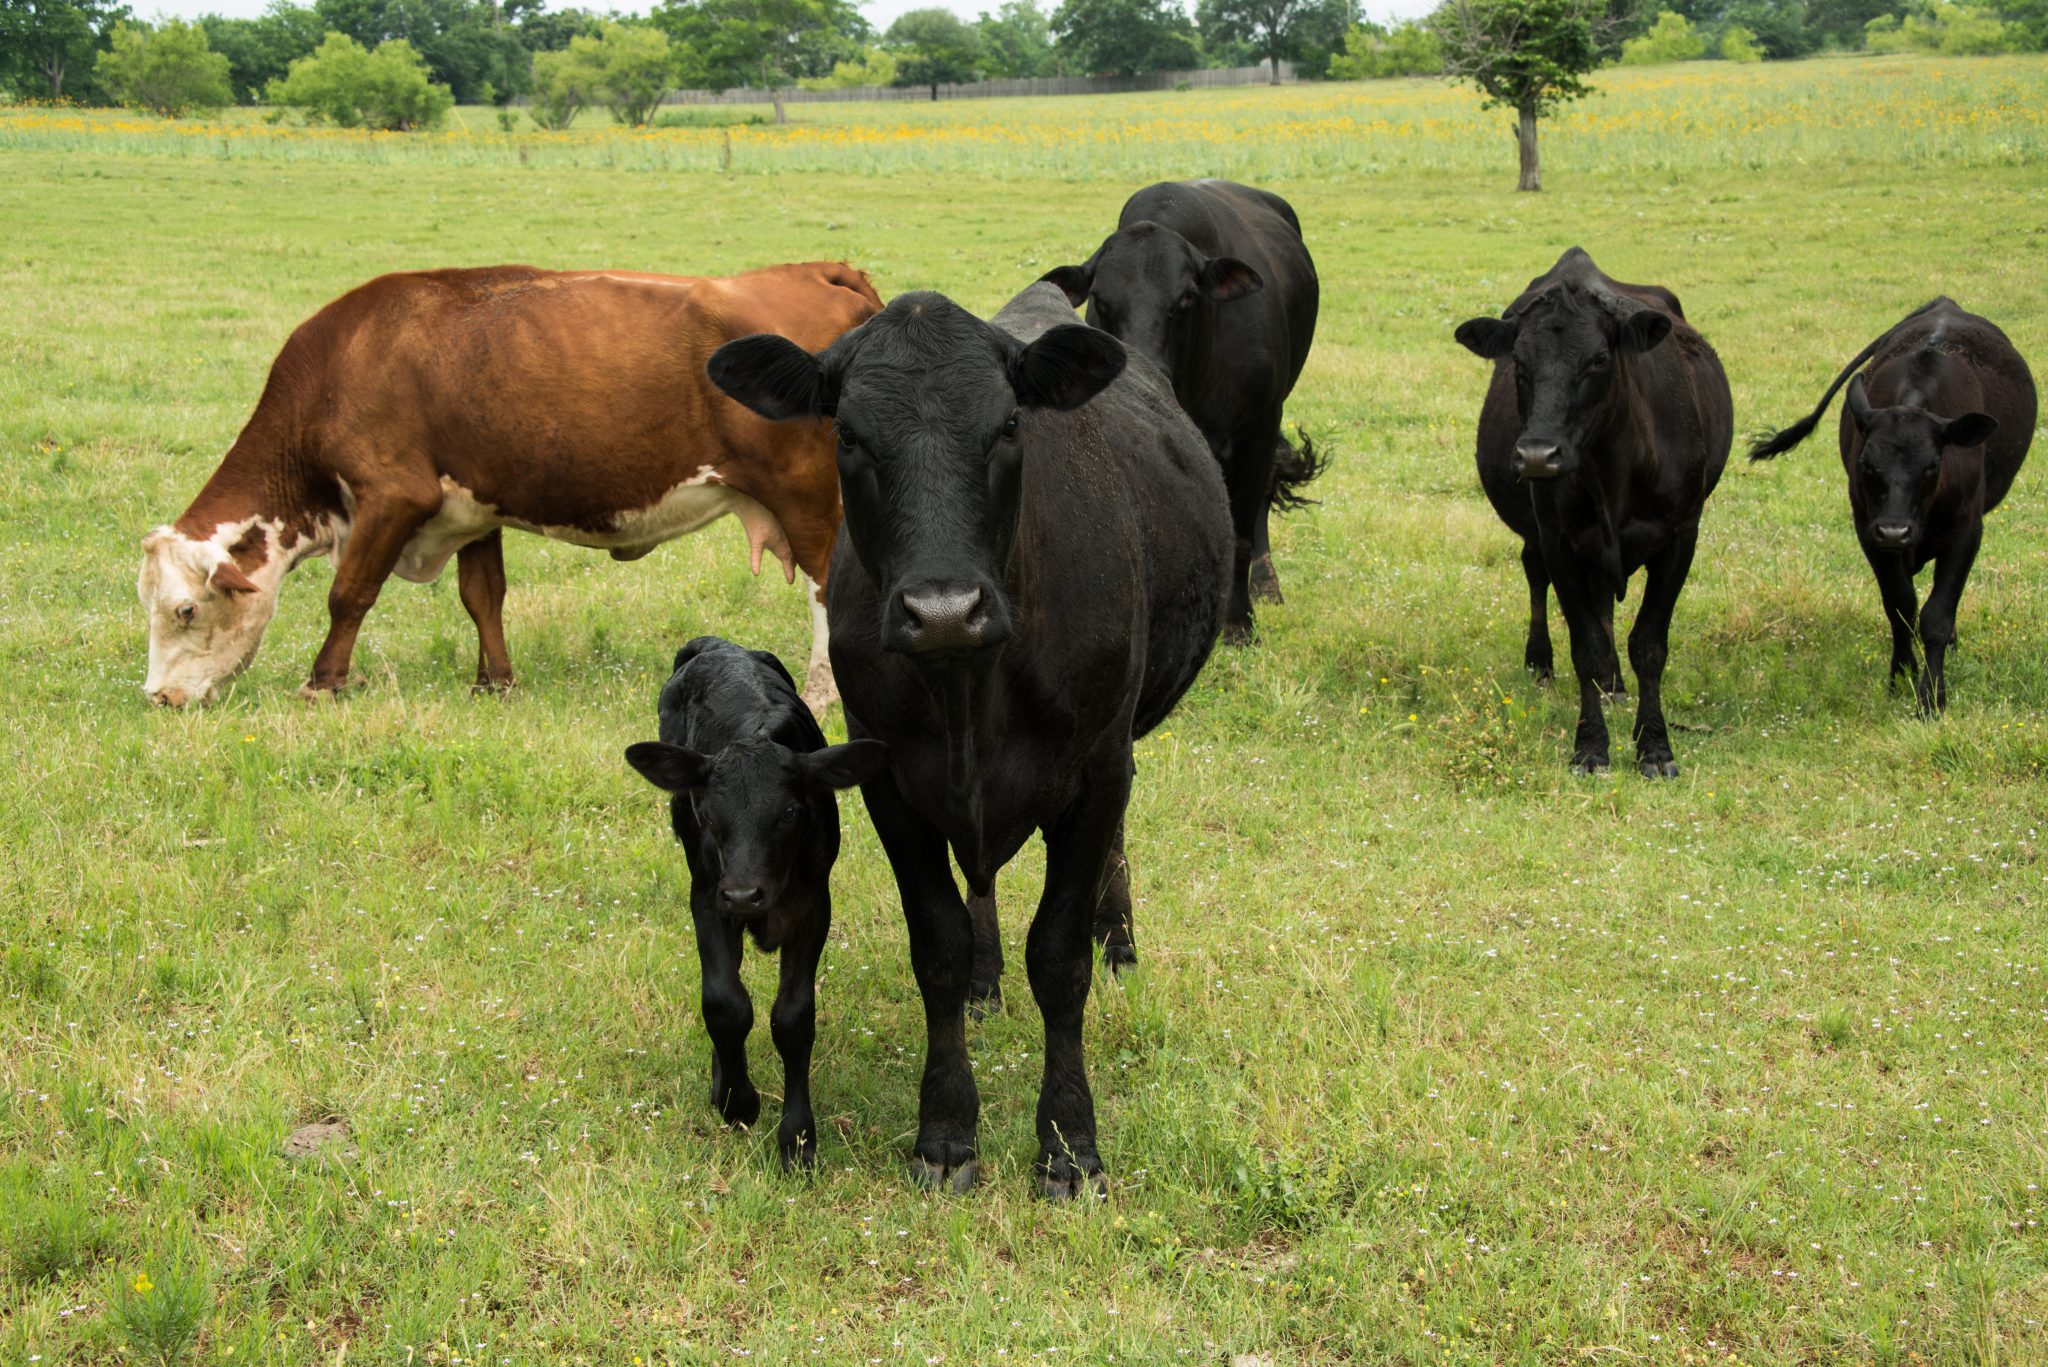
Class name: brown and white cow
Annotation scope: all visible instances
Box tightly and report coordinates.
[138,262,881,712]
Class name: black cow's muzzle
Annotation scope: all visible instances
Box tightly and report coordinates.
[888,582,1009,657]
[717,880,770,917]
[1514,440,1565,481]
[1871,522,1915,550]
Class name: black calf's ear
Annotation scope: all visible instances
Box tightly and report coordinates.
[1011,324,1126,411]
[1845,374,1874,430]
[1940,412,1997,449]
[625,741,710,792]
[1617,309,1672,353]
[804,738,890,790]
[1454,317,1517,359]
[1040,264,1094,308]
[707,334,829,422]
[1197,255,1263,301]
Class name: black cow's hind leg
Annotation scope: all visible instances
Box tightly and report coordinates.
[1520,541,1554,682]
[967,882,1003,1019]
[1862,538,1922,691]
[1916,527,1980,716]
[1029,745,1133,1200]
[862,769,980,1191]
[770,893,829,1170]
[692,890,760,1129]
[1629,525,1698,778]
[1249,435,1286,604]
[1222,427,1280,644]
[1092,820,1135,974]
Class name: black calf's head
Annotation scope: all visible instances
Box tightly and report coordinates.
[708,291,1125,660]
[1845,376,1996,550]
[626,737,887,916]
[1456,285,1672,482]
[1042,222,1262,372]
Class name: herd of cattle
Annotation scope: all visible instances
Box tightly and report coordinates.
[136,179,2037,1196]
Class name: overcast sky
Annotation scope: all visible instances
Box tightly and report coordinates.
[144,0,1439,37]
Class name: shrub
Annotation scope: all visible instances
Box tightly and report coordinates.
[1866,3,2021,53]
[531,23,673,129]
[1620,10,1706,64]
[1326,20,1443,78]
[1719,24,1763,60]
[95,21,233,118]
[265,33,454,131]
[797,46,900,89]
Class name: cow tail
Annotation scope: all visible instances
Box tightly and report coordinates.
[1269,426,1330,512]
[1748,299,1944,461]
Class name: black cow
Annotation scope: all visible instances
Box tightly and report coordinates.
[708,283,1231,1199]
[624,637,888,1170]
[1455,247,1733,777]
[1749,298,2035,713]
[1043,178,1322,642]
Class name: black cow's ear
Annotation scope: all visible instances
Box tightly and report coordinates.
[1198,256,1263,301]
[625,741,710,792]
[804,739,889,790]
[1454,317,1516,359]
[1845,374,1875,430]
[1011,324,1126,411]
[707,334,829,421]
[1940,411,1997,449]
[1617,309,1672,353]
[1041,263,1094,308]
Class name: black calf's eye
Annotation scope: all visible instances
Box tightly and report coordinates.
[1000,412,1020,440]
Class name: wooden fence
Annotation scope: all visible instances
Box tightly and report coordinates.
[661,62,1298,106]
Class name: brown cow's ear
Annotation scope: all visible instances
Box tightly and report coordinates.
[707,334,828,422]
[1940,412,1997,450]
[625,742,710,792]
[1011,324,1126,412]
[1454,317,1516,360]
[1197,256,1262,302]
[209,561,259,595]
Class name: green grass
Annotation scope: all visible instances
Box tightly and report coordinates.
[3,57,2047,1366]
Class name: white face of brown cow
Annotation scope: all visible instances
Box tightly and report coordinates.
[138,524,286,707]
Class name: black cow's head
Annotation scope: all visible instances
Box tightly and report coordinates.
[1042,222,1262,373]
[707,291,1126,661]
[625,737,887,916]
[1455,285,1673,482]
[1844,375,1996,550]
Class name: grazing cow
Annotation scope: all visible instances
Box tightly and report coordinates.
[1043,178,1323,641]
[1455,247,1733,777]
[707,282,1231,1198]
[624,637,888,1169]
[137,262,882,712]
[1749,298,2035,713]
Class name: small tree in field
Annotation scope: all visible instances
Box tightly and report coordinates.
[96,20,233,117]
[1619,9,1703,63]
[1196,0,1354,85]
[887,7,983,98]
[1431,0,1617,192]
[266,33,454,131]
[528,38,600,128]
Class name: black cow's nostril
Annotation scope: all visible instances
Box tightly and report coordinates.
[1514,441,1563,478]
[898,587,990,654]
[718,883,766,912]
[1874,522,1912,545]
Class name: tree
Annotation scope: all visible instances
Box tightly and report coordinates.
[796,43,897,86]
[656,0,869,122]
[887,6,983,96]
[1195,0,1354,82]
[199,3,325,104]
[590,22,674,123]
[95,19,233,114]
[1718,19,1762,52]
[1619,7,1704,59]
[1326,17,1443,75]
[312,0,533,103]
[265,30,454,128]
[515,2,600,52]
[527,39,594,126]
[1431,0,1620,192]
[977,0,1055,76]
[1052,0,1199,74]
[0,0,129,99]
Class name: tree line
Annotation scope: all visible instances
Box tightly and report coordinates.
[4,0,2043,121]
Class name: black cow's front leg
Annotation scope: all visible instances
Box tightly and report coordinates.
[1549,561,1614,773]
[1029,746,1133,1201]
[1092,819,1135,975]
[1628,525,1699,778]
[770,895,830,1170]
[1916,528,1980,716]
[966,882,1003,1019]
[1519,540,1554,682]
[1861,538,1922,690]
[1222,427,1281,644]
[861,769,980,1191]
[690,891,759,1128]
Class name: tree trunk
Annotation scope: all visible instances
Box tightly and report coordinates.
[1516,102,1541,192]
[1269,51,1280,85]
[45,54,65,101]
[929,82,938,100]
[773,94,786,125]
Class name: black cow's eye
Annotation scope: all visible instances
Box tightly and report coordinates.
[1000,412,1020,441]
[836,425,858,450]
[780,802,802,824]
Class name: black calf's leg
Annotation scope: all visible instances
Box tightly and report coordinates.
[1093,820,1135,974]
[1916,527,1980,716]
[1551,563,1615,773]
[1629,526,1699,778]
[1222,428,1280,644]
[862,769,980,1191]
[1598,599,1627,699]
[1520,541,1554,682]
[1862,538,1922,689]
[966,881,1003,1019]
[691,891,759,1128]
[1029,746,1134,1200]
[770,895,830,1170]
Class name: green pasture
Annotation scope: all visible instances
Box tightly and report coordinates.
[2,55,2046,1367]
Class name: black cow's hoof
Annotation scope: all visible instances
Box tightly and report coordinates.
[713,1085,762,1129]
[1526,661,1554,684]
[909,1150,979,1193]
[1036,1156,1107,1202]
[1100,940,1137,975]
[1249,555,1284,604]
[967,985,1003,1021]
[1569,755,1610,776]
[1221,620,1255,647]
[779,1142,818,1174]
[1638,758,1680,779]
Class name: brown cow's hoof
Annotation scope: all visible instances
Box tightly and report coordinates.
[1036,1156,1107,1202]
[298,681,345,702]
[909,1151,978,1193]
[471,675,515,697]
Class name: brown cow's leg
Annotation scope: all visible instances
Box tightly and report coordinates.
[457,530,513,693]
[786,517,839,715]
[303,489,439,697]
